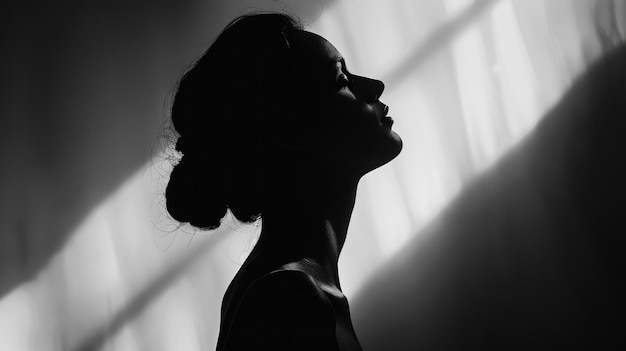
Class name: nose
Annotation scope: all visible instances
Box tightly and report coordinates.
[353,75,385,102]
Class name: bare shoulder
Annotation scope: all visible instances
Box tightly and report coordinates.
[242,268,333,312]
[224,269,339,350]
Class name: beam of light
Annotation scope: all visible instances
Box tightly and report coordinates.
[0,164,242,351]
[447,0,499,169]
[0,288,33,350]
[382,0,502,87]
[73,223,229,351]
[491,0,540,142]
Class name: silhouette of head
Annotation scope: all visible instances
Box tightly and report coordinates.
[166,13,402,229]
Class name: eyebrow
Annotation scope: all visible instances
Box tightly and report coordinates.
[327,56,346,72]
[328,55,342,66]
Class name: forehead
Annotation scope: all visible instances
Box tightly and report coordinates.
[290,30,342,72]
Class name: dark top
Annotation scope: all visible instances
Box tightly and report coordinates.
[216,266,363,350]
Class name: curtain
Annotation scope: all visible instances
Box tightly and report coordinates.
[310,0,619,295]
[1,0,623,350]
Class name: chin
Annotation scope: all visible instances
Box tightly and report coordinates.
[361,133,403,174]
[389,130,403,155]
[383,129,403,160]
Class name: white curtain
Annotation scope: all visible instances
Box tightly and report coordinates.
[311,0,617,295]
[1,0,623,350]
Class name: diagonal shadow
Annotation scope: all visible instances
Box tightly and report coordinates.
[72,229,230,351]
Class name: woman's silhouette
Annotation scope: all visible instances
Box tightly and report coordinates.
[165,13,402,350]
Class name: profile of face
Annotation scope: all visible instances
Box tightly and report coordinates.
[166,14,404,230]
[289,31,403,177]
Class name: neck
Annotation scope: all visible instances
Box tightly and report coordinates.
[251,173,360,286]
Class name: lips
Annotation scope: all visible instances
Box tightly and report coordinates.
[382,116,394,126]
[381,105,393,126]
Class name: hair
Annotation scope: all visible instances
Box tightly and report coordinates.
[165,13,306,230]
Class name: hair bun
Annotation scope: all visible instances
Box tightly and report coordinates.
[165,156,228,229]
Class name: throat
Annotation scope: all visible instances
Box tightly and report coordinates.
[249,173,360,287]
[251,220,343,287]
